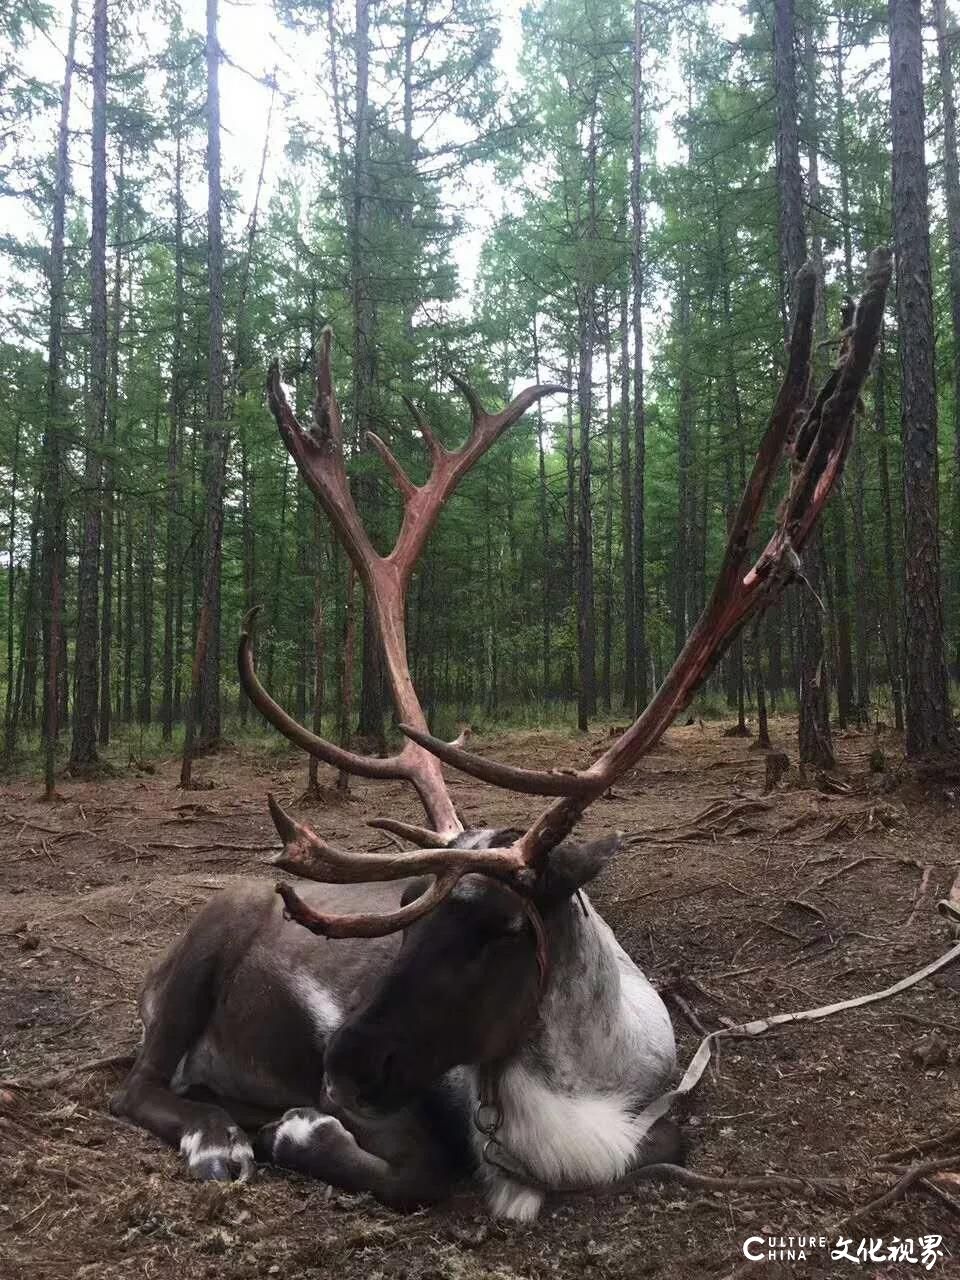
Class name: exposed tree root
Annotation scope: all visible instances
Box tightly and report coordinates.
[1,1049,136,1092]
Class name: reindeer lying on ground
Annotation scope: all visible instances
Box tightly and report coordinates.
[111,251,891,1220]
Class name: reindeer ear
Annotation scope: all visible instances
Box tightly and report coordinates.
[400,876,433,908]
[535,833,621,905]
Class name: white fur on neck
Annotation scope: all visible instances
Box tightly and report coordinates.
[496,1066,642,1187]
[480,894,676,1221]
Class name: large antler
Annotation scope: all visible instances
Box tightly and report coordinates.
[241,327,564,841]
[263,249,891,937]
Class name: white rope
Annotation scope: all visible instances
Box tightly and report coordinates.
[635,937,960,1142]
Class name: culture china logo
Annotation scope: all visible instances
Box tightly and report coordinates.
[741,1234,946,1268]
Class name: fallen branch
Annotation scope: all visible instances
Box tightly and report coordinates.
[143,840,280,853]
[877,1120,960,1165]
[816,854,925,888]
[838,1153,960,1226]
[633,1162,849,1199]
[664,990,714,1039]
[1,1049,136,1092]
[919,1175,960,1219]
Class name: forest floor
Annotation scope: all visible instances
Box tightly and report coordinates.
[2,716,960,1279]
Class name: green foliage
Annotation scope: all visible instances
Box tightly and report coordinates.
[0,0,953,781]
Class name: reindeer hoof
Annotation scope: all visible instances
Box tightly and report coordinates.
[180,1122,255,1182]
[256,1107,352,1169]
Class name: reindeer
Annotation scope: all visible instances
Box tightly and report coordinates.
[111,252,891,1220]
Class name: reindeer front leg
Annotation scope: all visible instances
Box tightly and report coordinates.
[255,1107,451,1209]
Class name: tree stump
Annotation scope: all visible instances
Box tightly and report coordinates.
[764,751,791,793]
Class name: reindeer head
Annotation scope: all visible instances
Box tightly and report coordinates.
[240,249,891,1108]
[319,829,619,1114]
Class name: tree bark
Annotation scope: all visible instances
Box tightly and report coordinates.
[70,0,108,769]
[99,141,124,746]
[890,0,956,757]
[564,359,575,701]
[576,98,598,731]
[630,0,648,708]
[934,0,960,676]
[618,279,636,710]
[161,113,186,741]
[4,414,20,759]
[601,305,614,711]
[307,510,326,795]
[776,0,833,764]
[532,317,552,701]
[182,0,229,783]
[875,330,905,730]
[674,257,694,661]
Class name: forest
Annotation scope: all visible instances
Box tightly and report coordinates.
[6,1,960,1277]
[2,0,958,788]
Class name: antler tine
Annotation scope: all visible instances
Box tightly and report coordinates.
[367,818,446,847]
[312,326,343,443]
[364,429,417,500]
[268,792,531,885]
[238,609,410,781]
[447,372,570,454]
[276,873,464,940]
[398,722,595,796]
[447,371,485,423]
[401,395,444,460]
[267,793,535,938]
[786,247,892,547]
[398,254,891,873]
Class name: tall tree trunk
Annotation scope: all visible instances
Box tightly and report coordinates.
[231,83,274,727]
[618,280,636,710]
[674,259,694,661]
[564,358,575,700]
[122,505,133,721]
[4,416,20,760]
[576,100,598,732]
[70,0,108,769]
[307,510,326,796]
[139,405,158,725]
[798,541,835,768]
[630,0,648,708]
[774,0,806,326]
[875,331,905,730]
[601,308,614,711]
[100,142,124,746]
[776,0,832,765]
[532,317,552,701]
[890,0,956,757]
[161,119,185,741]
[7,492,40,758]
[934,0,960,676]
[337,560,357,794]
[350,0,384,747]
[805,18,854,730]
[182,0,229,783]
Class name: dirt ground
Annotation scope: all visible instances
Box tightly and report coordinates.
[2,717,960,1279]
